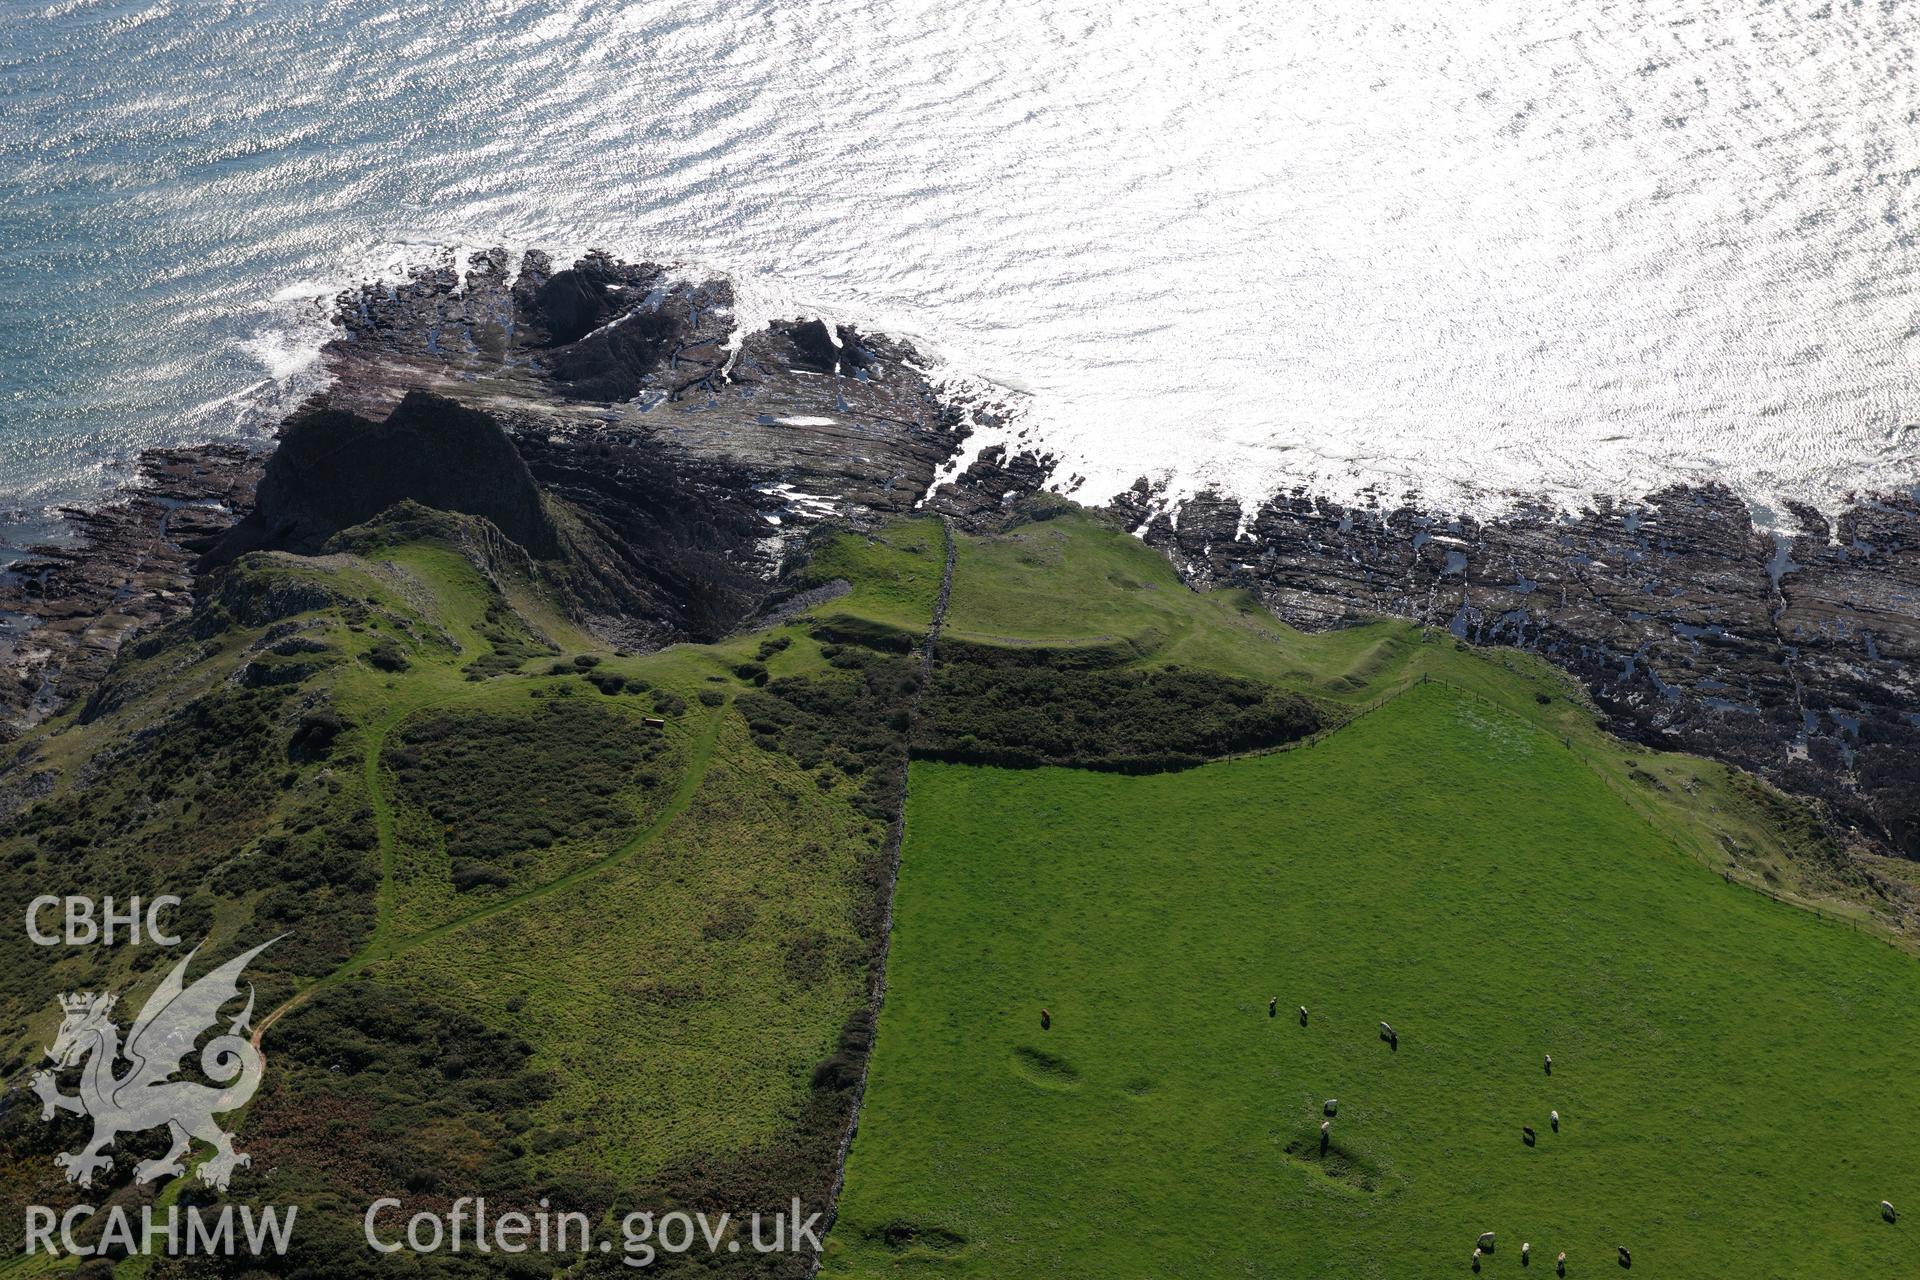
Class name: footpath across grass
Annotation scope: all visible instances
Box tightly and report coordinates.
[824,683,1920,1278]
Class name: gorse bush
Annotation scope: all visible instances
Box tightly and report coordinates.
[365,639,410,672]
[737,648,919,822]
[917,658,1321,772]
[386,701,668,889]
[466,600,557,677]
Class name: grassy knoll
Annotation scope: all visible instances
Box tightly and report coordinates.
[797,517,950,639]
[941,511,1890,926]
[941,510,1399,693]
[825,683,1920,1277]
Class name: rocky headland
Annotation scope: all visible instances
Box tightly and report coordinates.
[2,247,1913,870]
[0,248,972,728]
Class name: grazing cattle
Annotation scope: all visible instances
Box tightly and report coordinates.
[1324,1099,1338,1117]
[1544,1053,1553,1075]
[1550,1109,1560,1132]
[1319,1119,1330,1154]
[1883,1200,1898,1223]
[1380,1021,1398,1050]
[1617,1244,1631,1268]
[1269,997,1277,1018]
[1299,1005,1309,1026]
[1521,1241,1531,1266]
[1471,1248,1481,1273]
[1477,1232,1495,1251]
[1522,1125,1536,1146]
[1556,1250,1567,1277]
[1040,1008,1051,1031]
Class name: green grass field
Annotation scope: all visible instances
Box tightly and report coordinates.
[939,512,1889,926]
[825,683,1920,1277]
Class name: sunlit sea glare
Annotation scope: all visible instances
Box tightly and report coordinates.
[3,0,1917,547]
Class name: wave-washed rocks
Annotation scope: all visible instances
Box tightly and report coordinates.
[0,444,261,739]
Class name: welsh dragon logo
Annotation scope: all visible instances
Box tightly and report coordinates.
[31,939,276,1191]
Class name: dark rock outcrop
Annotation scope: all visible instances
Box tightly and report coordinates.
[515,251,692,400]
[316,247,970,641]
[924,444,1058,529]
[782,318,878,376]
[320,248,966,518]
[206,390,559,562]
[508,428,775,644]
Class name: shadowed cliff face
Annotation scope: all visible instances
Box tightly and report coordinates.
[1112,480,1920,858]
[233,245,981,647]
[206,391,560,562]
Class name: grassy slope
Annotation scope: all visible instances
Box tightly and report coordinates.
[826,683,1920,1278]
[941,510,1394,693]
[800,517,949,638]
[2,513,949,1277]
[383,708,881,1182]
[369,520,952,1178]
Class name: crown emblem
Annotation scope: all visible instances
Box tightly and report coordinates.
[36,940,277,1193]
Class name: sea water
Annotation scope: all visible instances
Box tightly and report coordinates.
[2,0,1916,547]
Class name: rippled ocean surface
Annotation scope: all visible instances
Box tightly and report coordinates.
[2,0,1917,541]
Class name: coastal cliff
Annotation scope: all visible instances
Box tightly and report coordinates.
[2,248,1914,868]
[1108,480,1919,861]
